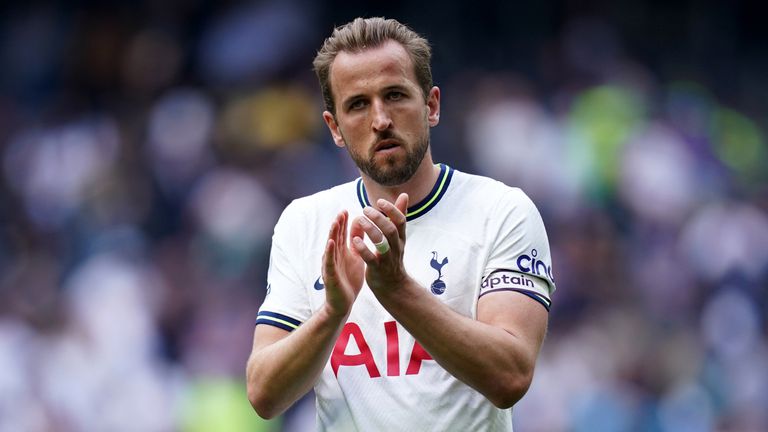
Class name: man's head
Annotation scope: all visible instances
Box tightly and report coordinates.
[313,18,440,187]
[313,17,433,116]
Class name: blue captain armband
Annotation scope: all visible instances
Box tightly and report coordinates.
[479,269,552,311]
[482,288,552,311]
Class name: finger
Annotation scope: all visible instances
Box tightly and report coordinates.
[338,210,348,248]
[376,198,407,229]
[349,216,367,246]
[322,238,337,283]
[395,193,409,242]
[353,214,386,244]
[340,211,362,257]
[328,215,341,258]
[391,194,408,242]
[366,204,400,245]
[359,211,394,243]
[351,236,377,263]
[395,193,408,215]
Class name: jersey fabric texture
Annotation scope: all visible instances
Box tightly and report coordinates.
[257,164,555,431]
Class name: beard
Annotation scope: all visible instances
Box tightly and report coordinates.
[344,129,430,187]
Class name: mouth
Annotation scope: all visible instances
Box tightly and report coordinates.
[374,139,401,153]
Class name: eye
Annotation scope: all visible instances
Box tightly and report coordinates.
[348,99,367,111]
[387,91,405,101]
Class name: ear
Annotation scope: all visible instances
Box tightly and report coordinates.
[426,86,441,127]
[323,111,346,148]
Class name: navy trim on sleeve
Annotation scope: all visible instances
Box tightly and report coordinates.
[479,288,551,312]
[256,311,302,331]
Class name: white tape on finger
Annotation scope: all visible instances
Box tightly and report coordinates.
[373,237,390,254]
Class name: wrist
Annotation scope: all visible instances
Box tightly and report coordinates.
[370,273,416,302]
[320,302,350,325]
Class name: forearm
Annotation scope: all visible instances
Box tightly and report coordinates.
[350,196,545,406]
[375,278,539,408]
[246,306,346,418]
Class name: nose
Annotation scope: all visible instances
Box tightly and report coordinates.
[371,99,393,132]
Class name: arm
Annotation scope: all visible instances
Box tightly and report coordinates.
[373,277,546,408]
[351,195,548,408]
[246,306,346,418]
[246,210,364,418]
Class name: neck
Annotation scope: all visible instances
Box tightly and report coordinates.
[361,154,440,208]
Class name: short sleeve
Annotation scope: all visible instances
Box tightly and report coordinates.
[257,200,313,331]
[480,189,556,310]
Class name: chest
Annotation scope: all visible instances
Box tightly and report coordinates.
[305,222,487,320]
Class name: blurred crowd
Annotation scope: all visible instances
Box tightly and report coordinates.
[0,1,766,431]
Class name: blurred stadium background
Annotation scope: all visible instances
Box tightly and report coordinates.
[0,1,766,431]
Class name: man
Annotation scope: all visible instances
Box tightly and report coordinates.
[246,17,555,431]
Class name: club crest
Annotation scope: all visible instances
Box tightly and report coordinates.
[429,251,449,295]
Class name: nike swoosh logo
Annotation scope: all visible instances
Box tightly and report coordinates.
[314,277,325,290]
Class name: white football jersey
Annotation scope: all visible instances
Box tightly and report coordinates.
[257,164,555,431]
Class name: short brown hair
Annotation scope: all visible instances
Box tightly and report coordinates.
[313,17,433,115]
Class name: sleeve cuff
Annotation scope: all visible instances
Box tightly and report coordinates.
[479,288,551,311]
[255,311,303,332]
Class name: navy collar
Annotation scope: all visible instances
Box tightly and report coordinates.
[356,164,454,221]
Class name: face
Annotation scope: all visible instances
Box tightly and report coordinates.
[323,40,440,186]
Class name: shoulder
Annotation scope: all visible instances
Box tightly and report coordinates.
[276,179,359,228]
[449,169,536,213]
